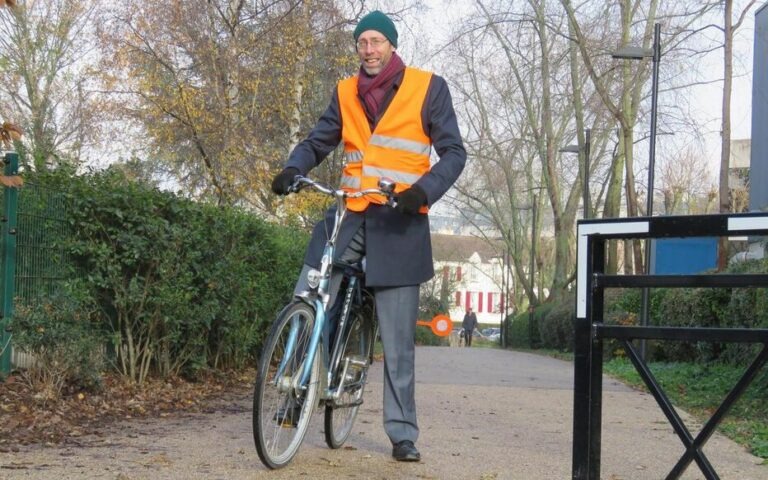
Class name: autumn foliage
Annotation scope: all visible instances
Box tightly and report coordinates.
[98,1,358,215]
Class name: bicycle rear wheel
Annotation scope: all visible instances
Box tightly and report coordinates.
[253,301,320,469]
[324,307,374,448]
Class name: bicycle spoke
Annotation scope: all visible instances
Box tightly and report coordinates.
[253,302,319,469]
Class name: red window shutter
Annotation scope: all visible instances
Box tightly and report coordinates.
[465,291,471,309]
[455,291,461,306]
[442,265,449,281]
[456,266,462,281]
[478,291,484,313]
[488,292,494,313]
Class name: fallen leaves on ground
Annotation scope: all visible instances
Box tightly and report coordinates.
[0,369,253,449]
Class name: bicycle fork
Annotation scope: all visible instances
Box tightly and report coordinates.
[273,305,326,397]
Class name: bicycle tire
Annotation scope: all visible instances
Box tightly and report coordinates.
[323,306,374,449]
[253,301,320,469]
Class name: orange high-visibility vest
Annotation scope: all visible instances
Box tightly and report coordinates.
[337,67,433,213]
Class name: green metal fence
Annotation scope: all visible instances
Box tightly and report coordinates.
[0,152,69,375]
[15,178,69,301]
[0,152,19,374]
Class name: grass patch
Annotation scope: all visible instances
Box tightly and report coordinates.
[604,358,768,462]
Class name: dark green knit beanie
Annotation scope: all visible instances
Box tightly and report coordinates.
[353,10,398,48]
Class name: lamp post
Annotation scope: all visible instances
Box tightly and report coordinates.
[560,127,592,219]
[499,237,509,348]
[528,194,537,348]
[612,23,661,360]
[503,246,511,348]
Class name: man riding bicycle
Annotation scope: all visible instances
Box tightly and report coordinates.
[271,10,465,462]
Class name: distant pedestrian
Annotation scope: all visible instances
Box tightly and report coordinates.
[462,308,478,347]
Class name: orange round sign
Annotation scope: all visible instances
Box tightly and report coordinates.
[416,314,453,337]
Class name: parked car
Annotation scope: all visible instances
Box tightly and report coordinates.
[482,328,501,341]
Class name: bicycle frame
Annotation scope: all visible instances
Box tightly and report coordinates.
[279,176,394,401]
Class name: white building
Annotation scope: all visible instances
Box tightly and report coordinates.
[430,234,509,326]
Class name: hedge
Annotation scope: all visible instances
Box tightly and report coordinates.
[11,167,307,383]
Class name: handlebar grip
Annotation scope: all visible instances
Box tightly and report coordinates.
[287,175,305,194]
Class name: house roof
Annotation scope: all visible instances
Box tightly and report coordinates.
[431,233,503,263]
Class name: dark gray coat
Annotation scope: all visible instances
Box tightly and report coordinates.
[285,70,466,287]
[462,312,478,332]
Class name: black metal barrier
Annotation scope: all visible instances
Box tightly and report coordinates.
[572,212,768,480]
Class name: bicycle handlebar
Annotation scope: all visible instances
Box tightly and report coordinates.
[289,175,397,206]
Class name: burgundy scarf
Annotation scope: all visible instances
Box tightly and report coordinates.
[356,52,405,119]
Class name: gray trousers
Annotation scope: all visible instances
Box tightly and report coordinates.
[293,226,420,445]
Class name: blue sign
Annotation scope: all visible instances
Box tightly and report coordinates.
[651,237,718,274]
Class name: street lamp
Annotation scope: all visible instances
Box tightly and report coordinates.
[560,127,592,219]
[612,23,662,360]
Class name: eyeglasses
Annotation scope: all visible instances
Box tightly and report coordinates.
[356,38,388,51]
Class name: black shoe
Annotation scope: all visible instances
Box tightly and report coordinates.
[392,440,421,462]
[273,405,301,427]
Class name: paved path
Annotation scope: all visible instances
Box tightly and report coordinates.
[0,346,765,479]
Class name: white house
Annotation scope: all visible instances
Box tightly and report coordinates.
[430,234,509,326]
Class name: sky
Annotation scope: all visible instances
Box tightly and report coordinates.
[397,0,760,183]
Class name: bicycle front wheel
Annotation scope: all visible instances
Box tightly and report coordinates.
[324,307,374,449]
[253,301,320,469]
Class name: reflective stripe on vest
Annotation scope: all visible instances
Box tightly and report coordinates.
[345,150,363,163]
[369,134,431,157]
[362,165,422,185]
[337,67,433,213]
[340,175,361,189]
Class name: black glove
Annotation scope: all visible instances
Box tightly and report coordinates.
[395,185,427,215]
[271,167,300,195]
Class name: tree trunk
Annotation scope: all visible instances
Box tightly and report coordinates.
[718,0,735,271]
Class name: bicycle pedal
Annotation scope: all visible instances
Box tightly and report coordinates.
[333,398,364,408]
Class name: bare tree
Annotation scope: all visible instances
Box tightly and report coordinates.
[658,147,717,215]
[0,0,101,170]
[717,0,758,269]
[560,0,721,273]
[0,0,24,188]
[443,0,597,305]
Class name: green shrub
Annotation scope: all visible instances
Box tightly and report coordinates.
[23,167,307,383]
[507,311,530,348]
[507,303,552,349]
[603,258,768,364]
[538,293,575,352]
[11,293,104,401]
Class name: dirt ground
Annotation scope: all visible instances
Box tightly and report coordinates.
[0,346,765,479]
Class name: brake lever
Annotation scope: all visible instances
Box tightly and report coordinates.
[287,176,305,194]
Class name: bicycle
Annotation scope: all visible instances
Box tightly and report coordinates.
[252,175,397,469]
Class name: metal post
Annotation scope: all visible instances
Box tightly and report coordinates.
[573,233,607,479]
[528,194,537,347]
[500,242,506,347]
[0,151,19,376]
[504,247,511,348]
[639,23,661,360]
[584,128,591,220]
